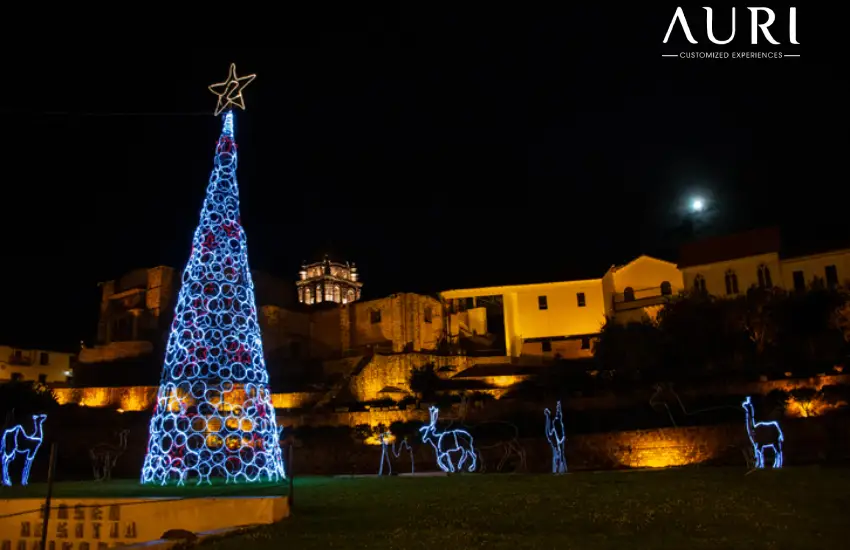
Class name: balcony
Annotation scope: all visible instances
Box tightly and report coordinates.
[7,353,33,366]
[613,285,673,312]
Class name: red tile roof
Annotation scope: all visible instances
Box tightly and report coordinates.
[678,227,781,268]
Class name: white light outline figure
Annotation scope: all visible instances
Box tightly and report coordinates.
[1,414,47,486]
[544,401,567,474]
[209,63,256,117]
[742,396,784,469]
[378,432,415,476]
[419,407,476,473]
[139,109,285,486]
[378,432,391,476]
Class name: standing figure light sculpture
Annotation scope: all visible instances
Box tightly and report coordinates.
[742,396,784,469]
[544,401,567,474]
[140,64,285,485]
[419,407,476,473]
[377,433,415,476]
[378,432,392,476]
[90,429,130,482]
[1,414,47,486]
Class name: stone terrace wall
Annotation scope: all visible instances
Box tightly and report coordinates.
[564,373,850,411]
[289,416,850,475]
[348,353,508,402]
[53,387,324,412]
[52,373,850,418]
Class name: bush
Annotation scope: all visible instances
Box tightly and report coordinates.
[764,388,790,414]
[364,398,397,409]
[390,420,424,440]
[398,396,417,408]
[467,392,496,404]
[0,382,58,423]
[820,384,850,406]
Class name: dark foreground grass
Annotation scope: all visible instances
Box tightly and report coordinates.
[203,467,850,550]
[0,479,288,499]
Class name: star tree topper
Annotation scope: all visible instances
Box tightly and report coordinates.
[209,63,256,116]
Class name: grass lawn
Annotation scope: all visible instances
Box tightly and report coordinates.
[201,467,850,550]
[0,479,288,499]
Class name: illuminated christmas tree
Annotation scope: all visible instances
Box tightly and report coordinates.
[141,65,285,485]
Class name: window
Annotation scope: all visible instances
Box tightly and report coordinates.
[10,373,23,382]
[757,265,773,289]
[660,281,672,296]
[694,274,706,293]
[304,287,313,304]
[333,285,341,303]
[580,336,590,350]
[370,309,382,324]
[792,270,805,292]
[576,292,586,307]
[542,340,552,352]
[424,307,433,323]
[825,265,839,289]
[538,296,548,310]
[725,270,739,295]
[623,287,635,302]
[113,317,132,341]
[39,352,49,366]
[38,374,47,384]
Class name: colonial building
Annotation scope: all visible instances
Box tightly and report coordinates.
[439,255,681,360]
[440,278,605,360]
[297,256,362,305]
[678,227,850,296]
[81,266,178,365]
[76,266,299,385]
[602,255,684,325]
[310,293,443,358]
[0,345,75,384]
[76,263,439,391]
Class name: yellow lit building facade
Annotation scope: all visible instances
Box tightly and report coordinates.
[440,255,683,359]
[602,255,685,325]
[0,345,75,384]
[678,227,850,296]
[442,278,606,359]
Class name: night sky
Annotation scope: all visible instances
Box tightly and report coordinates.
[2,8,845,351]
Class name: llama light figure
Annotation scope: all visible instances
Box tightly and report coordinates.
[419,407,476,473]
[1,414,47,486]
[544,401,567,473]
[742,396,784,469]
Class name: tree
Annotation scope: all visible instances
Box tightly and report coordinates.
[593,317,662,378]
[140,109,285,485]
[737,287,784,363]
[655,291,749,377]
[0,382,58,424]
[773,288,848,372]
[409,363,441,401]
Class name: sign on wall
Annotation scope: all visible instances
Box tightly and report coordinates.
[4,503,137,550]
[0,496,287,549]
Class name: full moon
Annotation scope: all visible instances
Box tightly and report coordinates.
[691,197,705,212]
